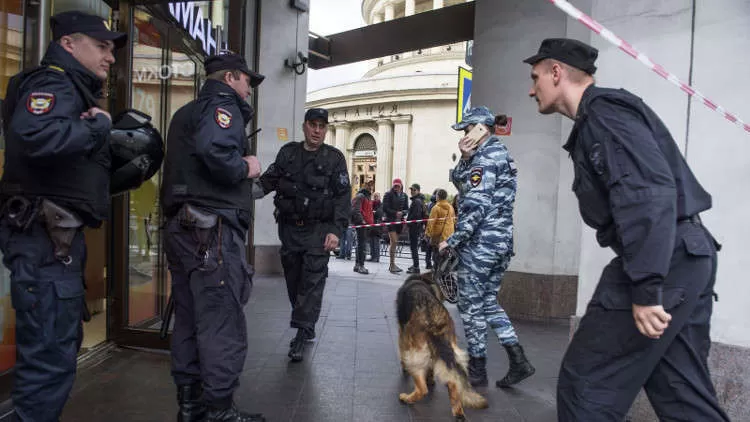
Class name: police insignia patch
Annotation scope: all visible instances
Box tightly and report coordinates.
[470,167,483,188]
[339,171,350,187]
[215,107,232,129]
[26,92,55,115]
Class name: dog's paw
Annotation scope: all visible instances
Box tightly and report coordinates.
[399,393,413,404]
[453,414,467,422]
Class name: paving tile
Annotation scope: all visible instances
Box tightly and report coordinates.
[53,258,565,422]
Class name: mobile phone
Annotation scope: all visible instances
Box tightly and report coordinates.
[463,124,488,149]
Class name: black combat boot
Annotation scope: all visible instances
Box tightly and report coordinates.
[288,329,306,362]
[177,383,206,422]
[496,343,535,388]
[205,403,265,422]
[468,356,488,387]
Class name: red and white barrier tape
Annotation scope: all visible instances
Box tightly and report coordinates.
[349,216,456,229]
[548,0,750,135]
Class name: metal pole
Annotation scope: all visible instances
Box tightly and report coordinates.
[215,24,223,53]
[37,0,51,65]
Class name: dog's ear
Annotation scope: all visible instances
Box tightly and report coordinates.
[420,271,434,284]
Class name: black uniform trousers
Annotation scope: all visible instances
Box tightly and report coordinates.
[0,220,85,422]
[355,227,368,266]
[368,232,380,262]
[279,222,330,337]
[408,225,421,268]
[164,216,253,408]
[557,220,730,421]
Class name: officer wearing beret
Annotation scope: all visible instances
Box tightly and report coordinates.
[0,11,125,421]
[439,106,535,389]
[161,51,265,422]
[524,38,730,421]
[257,108,350,362]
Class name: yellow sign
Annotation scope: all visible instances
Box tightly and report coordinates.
[277,128,289,141]
[456,66,473,123]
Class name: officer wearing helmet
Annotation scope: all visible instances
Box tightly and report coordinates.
[161,51,265,422]
[0,11,126,421]
[257,108,350,362]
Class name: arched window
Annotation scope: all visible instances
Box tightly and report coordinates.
[353,134,377,157]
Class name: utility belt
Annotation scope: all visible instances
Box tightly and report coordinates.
[176,204,221,264]
[1,195,91,322]
[277,213,324,227]
[2,196,83,265]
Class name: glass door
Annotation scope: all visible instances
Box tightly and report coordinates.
[109,6,203,349]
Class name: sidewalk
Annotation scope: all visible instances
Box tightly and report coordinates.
[60,255,569,422]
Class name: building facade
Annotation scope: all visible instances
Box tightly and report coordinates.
[306,0,472,198]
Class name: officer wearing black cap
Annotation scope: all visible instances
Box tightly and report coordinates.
[161,51,265,422]
[257,107,350,362]
[0,10,125,422]
[525,38,730,421]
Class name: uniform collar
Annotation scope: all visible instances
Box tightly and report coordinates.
[563,84,597,152]
[200,79,254,122]
[41,41,104,98]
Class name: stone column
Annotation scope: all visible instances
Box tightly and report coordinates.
[333,122,351,161]
[391,115,412,184]
[384,3,394,21]
[325,125,336,146]
[405,0,415,17]
[375,118,394,195]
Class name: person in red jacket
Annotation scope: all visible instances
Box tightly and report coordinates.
[351,180,375,274]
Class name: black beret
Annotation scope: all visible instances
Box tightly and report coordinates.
[523,38,598,75]
[51,11,127,49]
[204,52,265,88]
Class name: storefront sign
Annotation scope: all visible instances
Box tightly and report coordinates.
[330,103,399,121]
[168,2,218,55]
[277,128,289,141]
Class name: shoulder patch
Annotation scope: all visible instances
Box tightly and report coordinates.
[214,107,232,129]
[26,92,55,115]
[469,166,483,188]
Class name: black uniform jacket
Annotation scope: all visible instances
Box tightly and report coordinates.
[259,141,350,240]
[565,85,712,306]
[1,42,112,226]
[161,79,254,230]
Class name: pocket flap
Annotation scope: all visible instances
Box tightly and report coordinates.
[662,286,687,310]
[53,278,85,299]
[683,233,712,257]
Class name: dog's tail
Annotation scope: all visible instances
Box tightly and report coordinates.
[430,335,489,409]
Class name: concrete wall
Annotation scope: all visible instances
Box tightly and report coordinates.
[474,0,750,418]
[472,0,579,277]
[252,0,310,274]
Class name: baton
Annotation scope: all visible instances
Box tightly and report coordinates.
[247,128,261,155]
[159,294,174,339]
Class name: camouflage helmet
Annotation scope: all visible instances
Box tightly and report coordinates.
[451,106,496,131]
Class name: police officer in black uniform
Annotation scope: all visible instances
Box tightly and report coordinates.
[0,11,126,421]
[257,108,350,362]
[161,51,265,422]
[524,38,730,421]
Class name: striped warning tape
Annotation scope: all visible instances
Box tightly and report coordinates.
[548,0,750,134]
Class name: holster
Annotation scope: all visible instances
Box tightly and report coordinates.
[177,204,218,253]
[39,199,83,264]
[3,195,39,231]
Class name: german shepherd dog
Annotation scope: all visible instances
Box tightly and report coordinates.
[396,272,488,421]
